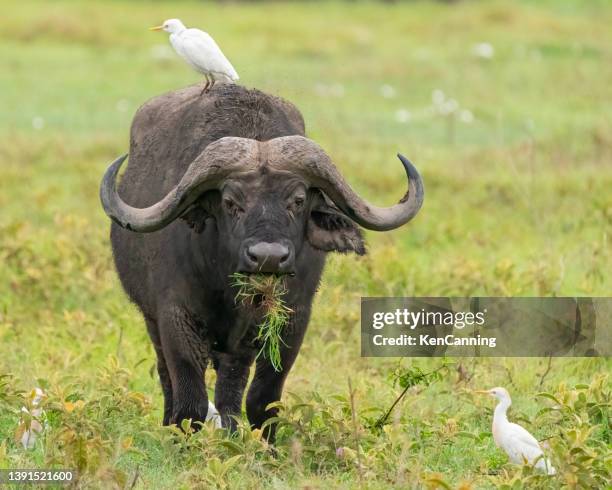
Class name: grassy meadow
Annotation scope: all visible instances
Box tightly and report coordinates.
[0,0,611,488]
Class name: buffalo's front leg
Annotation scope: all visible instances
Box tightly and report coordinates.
[246,305,310,442]
[144,317,174,426]
[212,351,255,431]
[159,306,211,427]
[154,345,173,426]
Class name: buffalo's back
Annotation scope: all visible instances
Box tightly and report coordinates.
[119,84,306,207]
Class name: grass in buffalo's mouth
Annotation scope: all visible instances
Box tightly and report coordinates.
[231,273,293,372]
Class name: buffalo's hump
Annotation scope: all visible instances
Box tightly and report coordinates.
[118,84,306,207]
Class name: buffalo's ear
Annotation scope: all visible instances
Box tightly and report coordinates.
[180,192,218,233]
[307,190,366,255]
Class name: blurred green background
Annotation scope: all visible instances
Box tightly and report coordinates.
[0,1,610,488]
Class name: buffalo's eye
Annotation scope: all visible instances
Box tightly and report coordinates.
[223,197,243,217]
[289,195,305,211]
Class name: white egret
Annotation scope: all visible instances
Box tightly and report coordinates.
[206,400,222,429]
[476,387,556,475]
[150,19,239,94]
[20,388,46,449]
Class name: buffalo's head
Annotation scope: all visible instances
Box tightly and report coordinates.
[100,136,423,275]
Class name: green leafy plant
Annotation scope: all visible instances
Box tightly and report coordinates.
[532,375,611,488]
[231,273,293,372]
[371,361,453,430]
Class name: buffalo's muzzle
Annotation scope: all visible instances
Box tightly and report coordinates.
[239,240,295,274]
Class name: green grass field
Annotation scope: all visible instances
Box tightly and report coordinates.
[1,1,610,488]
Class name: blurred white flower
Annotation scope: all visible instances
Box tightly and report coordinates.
[459,109,474,123]
[314,83,345,97]
[32,116,45,130]
[432,89,446,105]
[414,47,432,61]
[330,83,345,97]
[472,42,494,59]
[514,45,527,58]
[531,49,542,62]
[314,83,327,96]
[116,99,129,113]
[380,84,396,99]
[440,98,458,115]
[150,44,174,61]
[395,108,411,124]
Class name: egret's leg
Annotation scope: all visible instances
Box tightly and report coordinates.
[201,74,211,95]
[209,75,216,91]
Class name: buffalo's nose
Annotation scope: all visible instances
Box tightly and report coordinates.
[242,241,294,274]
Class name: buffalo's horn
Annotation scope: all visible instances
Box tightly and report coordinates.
[99,137,258,232]
[268,136,424,231]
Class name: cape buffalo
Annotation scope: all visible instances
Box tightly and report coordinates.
[100,84,423,439]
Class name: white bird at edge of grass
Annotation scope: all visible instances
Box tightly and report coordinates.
[150,18,239,94]
[475,387,556,475]
[206,401,222,429]
[20,387,46,449]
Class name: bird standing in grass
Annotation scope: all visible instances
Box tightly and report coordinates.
[150,19,239,94]
[476,387,556,475]
[206,401,222,429]
[19,388,46,449]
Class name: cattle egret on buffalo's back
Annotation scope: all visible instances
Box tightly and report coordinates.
[150,19,239,94]
[476,387,556,475]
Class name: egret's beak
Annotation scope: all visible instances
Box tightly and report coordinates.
[150,26,163,31]
[474,390,490,395]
